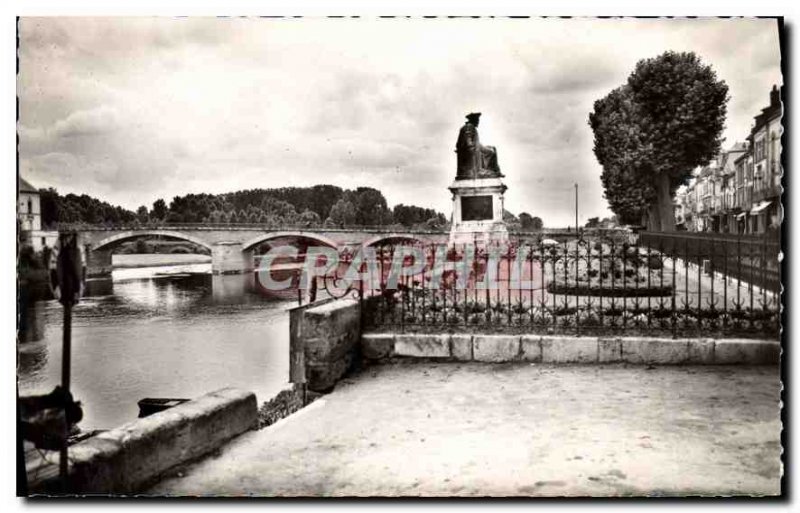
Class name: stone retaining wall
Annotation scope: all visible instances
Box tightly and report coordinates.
[362,333,780,365]
[59,387,257,495]
[292,298,361,392]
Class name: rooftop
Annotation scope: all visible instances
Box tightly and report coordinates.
[18,177,38,194]
[728,141,748,153]
[751,85,782,136]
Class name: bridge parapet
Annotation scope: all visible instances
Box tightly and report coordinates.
[58,222,451,235]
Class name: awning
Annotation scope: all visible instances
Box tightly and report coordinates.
[736,212,747,219]
[751,201,772,214]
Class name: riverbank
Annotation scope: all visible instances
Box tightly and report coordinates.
[149,362,781,497]
[18,267,292,431]
[112,253,211,268]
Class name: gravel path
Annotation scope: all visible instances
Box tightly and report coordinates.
[148,362,782,497]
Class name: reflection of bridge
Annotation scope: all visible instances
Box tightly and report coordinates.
[72,224,450,277]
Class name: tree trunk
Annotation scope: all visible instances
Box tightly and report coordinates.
[645,206,660,231]
[653,173,676,232]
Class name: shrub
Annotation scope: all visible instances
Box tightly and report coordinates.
[647,255,663,269]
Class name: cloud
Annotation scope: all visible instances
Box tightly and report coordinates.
[17,17,782,227]
[51,106,120,139]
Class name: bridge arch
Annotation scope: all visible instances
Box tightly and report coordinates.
[242,231,339,252]
[90,230,214,252]
[361,234,428,248]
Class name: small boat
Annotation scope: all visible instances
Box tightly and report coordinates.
[137,397,190,418]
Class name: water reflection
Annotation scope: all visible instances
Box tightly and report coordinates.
[17,264,293,430]
[84,278,113,297]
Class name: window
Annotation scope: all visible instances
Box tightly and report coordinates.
[754,165,763,191]
[755,139,766,162]
[41,237,46,247]
[27,198,32,213]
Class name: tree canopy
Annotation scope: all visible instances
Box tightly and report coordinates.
[518,212,543,231]
[39,188,137,228]
[589,51,728,230]
[38,185,446,230]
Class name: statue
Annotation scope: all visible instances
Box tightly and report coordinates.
[455,112,503,180]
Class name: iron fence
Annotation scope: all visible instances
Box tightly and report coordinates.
[639,231,781,294]
[318,234,780,338]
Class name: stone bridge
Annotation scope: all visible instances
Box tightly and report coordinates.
[74,225,450,277]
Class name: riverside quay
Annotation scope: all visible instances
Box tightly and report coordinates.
[17,16,784,499]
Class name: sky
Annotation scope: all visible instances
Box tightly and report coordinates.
[17,17,782,227]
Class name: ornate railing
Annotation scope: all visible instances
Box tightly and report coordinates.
[321,234,782,338]
[639,231,781,294]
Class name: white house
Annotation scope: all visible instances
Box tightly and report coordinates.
[18,177,58,252]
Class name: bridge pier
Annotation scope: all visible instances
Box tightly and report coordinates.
[85,245,113,278]
[212,242,253,274]
[211,273,256,303]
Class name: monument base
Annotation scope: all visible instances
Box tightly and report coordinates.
[449,222,509,246]
[448,177,509,247]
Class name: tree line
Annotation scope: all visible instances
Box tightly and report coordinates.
[39,188,137,228]
[39,185,452,230]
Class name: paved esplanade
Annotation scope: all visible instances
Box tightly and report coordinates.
[149,363,781,497]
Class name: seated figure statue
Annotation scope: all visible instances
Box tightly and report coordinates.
[455,112,503,180]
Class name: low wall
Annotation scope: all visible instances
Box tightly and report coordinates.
[290,298,361,392]
[55,387,257,495]
[362,333,781,365]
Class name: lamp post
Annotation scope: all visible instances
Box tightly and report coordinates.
[50,231,84,493]
[575,183,579,234]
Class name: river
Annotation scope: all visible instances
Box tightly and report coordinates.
[17,254,295,431]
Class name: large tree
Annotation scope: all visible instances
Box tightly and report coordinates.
[518,212,543,231]
[589,51,728,231]
[349,187,392,226]
[326,198,357,227]
[151,199,168,221]
[136,205,149,223]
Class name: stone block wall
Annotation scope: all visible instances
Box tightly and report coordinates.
[61,387,257,495]
[361,333,781,366]
[291,298,361,392]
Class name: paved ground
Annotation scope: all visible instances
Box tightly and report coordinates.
[149,363,782,497]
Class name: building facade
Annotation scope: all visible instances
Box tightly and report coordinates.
[18,177,58,252]
[674,85,782,236]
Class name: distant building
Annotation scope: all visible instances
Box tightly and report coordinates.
[18,178,40,231]
[674,183,690,230]
[749,85,782,234]
[673,85,782,236]
[733,149,753,234]
[718,141,748,233]
[18,177,57,252]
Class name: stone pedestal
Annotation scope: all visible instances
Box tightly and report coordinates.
[448,177,509,246]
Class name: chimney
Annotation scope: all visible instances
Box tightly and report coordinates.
[770,84,780,107]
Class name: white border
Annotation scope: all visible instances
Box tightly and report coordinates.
[3,1,797,511]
